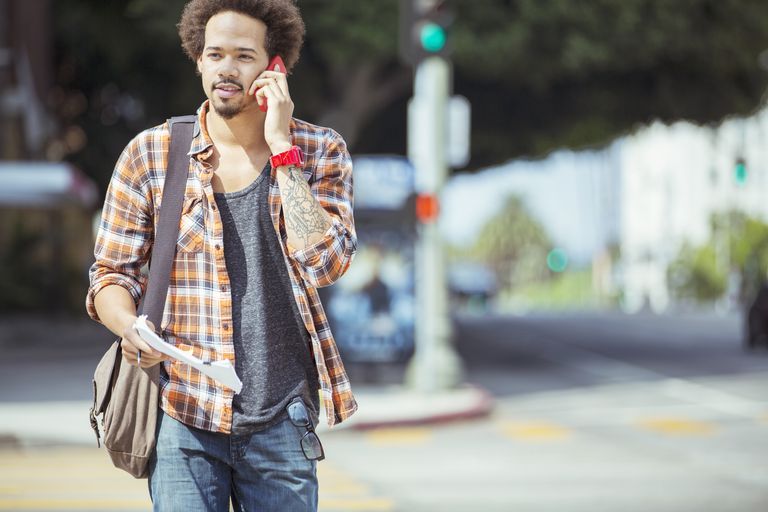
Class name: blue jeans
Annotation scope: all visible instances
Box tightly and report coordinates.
[148,409,318,511]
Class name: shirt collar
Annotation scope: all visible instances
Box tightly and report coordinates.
[188,100,214,159]
[188,99,299,161]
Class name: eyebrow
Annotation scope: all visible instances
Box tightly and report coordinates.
[204,46,257,53]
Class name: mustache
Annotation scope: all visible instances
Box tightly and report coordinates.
[212,79,243,90]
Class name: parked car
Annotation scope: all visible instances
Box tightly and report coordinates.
[745,281,768,350]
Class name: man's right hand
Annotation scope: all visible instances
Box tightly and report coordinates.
[120,318,168,368]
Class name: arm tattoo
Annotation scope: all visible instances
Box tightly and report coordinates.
[283,165,331,246]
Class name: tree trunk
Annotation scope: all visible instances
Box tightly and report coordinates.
[318,62,411,150]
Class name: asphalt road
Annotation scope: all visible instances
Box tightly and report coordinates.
[2,311,768,511]
[322,311,768,511]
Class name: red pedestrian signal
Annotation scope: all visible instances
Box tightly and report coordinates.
[415,193,440,223]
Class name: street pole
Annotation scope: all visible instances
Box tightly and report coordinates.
[405,56,464,392]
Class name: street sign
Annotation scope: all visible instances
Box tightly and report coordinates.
[408,93,471,173]
[447,95,470,168]
[352,156,414,210]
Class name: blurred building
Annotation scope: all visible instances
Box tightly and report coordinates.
[442,107,768,314]
[0,0,54,159]
[617,111,768,313]
[0,0,98,314]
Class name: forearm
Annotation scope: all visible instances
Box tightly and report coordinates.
[276,163,334,251]
[93,284,139,338]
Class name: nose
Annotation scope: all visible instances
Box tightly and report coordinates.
[217,56,239,79]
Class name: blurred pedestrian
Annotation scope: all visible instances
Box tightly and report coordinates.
[85,1,358,510]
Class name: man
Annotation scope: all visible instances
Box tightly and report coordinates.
[86,1,357,509]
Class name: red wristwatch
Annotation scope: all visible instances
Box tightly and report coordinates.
[270,145,305,169]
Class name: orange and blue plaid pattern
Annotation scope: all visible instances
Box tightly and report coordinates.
[87,101,358,433]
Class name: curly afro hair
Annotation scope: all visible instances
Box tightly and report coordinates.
[178,0,305,72]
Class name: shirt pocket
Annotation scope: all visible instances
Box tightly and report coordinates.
[177,196,205,253]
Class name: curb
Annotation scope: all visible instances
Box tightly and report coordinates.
[320,384,496,433]
[350,387,495,431]
[0,385,497,446]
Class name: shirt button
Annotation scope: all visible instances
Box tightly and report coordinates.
[212,204,217,211]
[215,244,221,251]
[220,284,228,291]
[223,324,230,330]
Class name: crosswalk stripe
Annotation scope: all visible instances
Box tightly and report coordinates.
[638,418,715,435]
[318,498,394,510]
[364,427,431,445]
[0,448,396,512]
[500,421,570,440]
[318,462,394,511]
[319,483,369,494]
[0,499,149,510]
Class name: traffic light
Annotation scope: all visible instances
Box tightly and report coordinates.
[547,249,569,273]
[735,157,747,185]
[400,0,453,66]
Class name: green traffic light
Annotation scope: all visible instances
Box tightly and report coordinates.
[420,22,446,53]
[735,160,747,185]
[547,248,569,273]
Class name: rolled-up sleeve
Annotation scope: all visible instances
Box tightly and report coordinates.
[289,130,357,288]
[85,138,153,323]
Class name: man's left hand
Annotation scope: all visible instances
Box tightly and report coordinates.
[249,70,293,153]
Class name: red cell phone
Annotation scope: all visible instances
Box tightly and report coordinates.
[258,55,286,112]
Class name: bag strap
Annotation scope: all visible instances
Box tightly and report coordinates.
[137,115,196,326]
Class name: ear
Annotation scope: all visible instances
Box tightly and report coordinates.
[196,56,203,75]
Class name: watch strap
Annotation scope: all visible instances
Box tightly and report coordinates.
[270,145,305,169]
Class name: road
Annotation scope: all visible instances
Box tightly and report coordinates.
[319,312,768,511]
[1,311,768,511]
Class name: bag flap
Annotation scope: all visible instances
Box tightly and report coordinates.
[92,339,122,416]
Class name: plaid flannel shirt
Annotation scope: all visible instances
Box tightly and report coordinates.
[86,101,358,432]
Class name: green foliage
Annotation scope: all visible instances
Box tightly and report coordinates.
[668,211,768,304]
[667,242,727,303]
[51,0,768,186]
[52,0,197,190]
[450,0,768,167]
[464,195,553,291]
[715,211,768,303]
[0,214,93,314]
[304,2,398,67]
[0,222,49,311]
[509,269,597,310]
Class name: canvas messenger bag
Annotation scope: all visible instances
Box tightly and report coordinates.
[89,116,195,478]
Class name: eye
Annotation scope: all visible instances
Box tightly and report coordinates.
[207,52,221,59]
[239,54,254,61]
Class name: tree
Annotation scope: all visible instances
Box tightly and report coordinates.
[667,242,727,303]
[50,0,768,187]
[460,195,553,293]
[668,211,768,305]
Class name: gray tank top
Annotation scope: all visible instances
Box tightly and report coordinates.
[213,163,319,435]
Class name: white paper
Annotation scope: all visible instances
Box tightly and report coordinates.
[133,315,243,394]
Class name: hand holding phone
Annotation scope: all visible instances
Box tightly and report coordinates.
[255,55,286,112]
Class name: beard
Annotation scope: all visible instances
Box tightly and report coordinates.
[211,79,245,119]
[212,97,243,119]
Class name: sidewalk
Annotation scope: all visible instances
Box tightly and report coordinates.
[0,314,494,447]
[0,385,494,447]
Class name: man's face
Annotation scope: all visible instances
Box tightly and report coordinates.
[197,11,269,119]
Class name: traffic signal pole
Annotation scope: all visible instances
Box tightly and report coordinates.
[404,56,464,392]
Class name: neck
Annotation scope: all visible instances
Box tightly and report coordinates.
[205,104,269,152]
